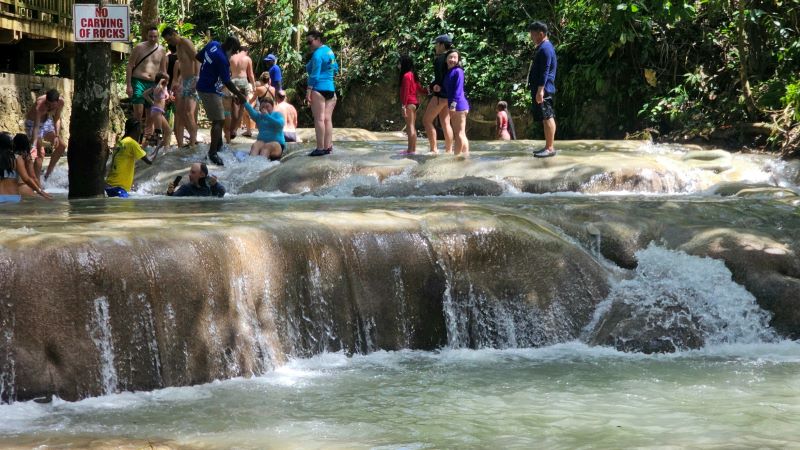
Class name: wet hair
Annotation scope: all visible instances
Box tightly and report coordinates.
[497,101,508,111]
[147,26,158,33]
[528,21,548,34]
[199,162,208,176]
[259,97,275,107]
[240,45,249,52]
[0,132,14,178]
[12,133,30,155]
[45,89,59,102]
[398,54,420,86]
[221,36,241,53]
[276,90,287,100]
[154,72,169,85]
[161,26,177,38]
[124,118,142,138]
[305,30,324,42]
[168,43,177,53]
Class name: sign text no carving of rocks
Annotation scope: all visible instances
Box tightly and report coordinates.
[72,4,130,42]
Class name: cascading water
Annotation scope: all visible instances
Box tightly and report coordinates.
[2,138,800,447]
[585,244,778,353]
[88,297,118,395]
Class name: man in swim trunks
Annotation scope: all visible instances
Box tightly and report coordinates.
[228,46,255,141]
[24,89,66,180]
[196,36,247,166]
[162,26,200,147]
[127,27,167,132]
[274,90,300,143]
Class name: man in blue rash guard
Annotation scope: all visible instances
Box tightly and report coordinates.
[196,36,246,166]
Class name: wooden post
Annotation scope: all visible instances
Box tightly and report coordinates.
[67,40,113,198]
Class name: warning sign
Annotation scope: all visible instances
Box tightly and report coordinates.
[72,4,130,42]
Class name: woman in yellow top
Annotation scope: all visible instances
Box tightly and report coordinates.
[105,119,159,197]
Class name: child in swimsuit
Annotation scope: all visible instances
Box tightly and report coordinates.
[496,101,511,140]
[143,72,172,149]
[398,55,428,154]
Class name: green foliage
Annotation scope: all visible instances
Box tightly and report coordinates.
[125,0,800,144]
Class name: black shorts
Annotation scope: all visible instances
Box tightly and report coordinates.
[531,94,555,121]
[317,90,336,100]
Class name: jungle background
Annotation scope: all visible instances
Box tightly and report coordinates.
[131,0,800,156]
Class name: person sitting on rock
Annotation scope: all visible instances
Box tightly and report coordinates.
[238,93,285,161]
[167,162,226,197]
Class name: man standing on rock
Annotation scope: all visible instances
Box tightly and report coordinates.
[162,26,200,147]
[527,21,558,158]
[228,46,255,141]
[264,54,283,91]
[126,27,168,130]
[24,89,66,180]
[196,36,246,166]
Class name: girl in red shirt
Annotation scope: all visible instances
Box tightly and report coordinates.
[398,55,428,154]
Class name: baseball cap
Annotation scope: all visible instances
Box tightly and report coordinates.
[264,54,277,62]
[434,34,452,44]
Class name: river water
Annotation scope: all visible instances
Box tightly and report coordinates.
[1,139,799,448]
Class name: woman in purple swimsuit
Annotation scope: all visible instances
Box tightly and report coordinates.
[444,50,470,156]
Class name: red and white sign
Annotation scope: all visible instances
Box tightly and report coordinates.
[72,4,130,42]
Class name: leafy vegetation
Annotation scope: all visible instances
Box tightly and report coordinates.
[127,0,800,154]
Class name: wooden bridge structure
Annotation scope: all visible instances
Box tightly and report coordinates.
[0,0,129,77]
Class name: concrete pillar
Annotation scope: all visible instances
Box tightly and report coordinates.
[16,49,33,74]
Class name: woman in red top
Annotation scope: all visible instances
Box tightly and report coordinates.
[398,55,428,154]
[496,101,511,140]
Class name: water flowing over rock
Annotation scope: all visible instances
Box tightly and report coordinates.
[3,139,798,403]
[585,245,778,353]
[0,202,610,402]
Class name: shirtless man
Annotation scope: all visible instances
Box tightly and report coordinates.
[162,26,199,147]
[24,89,66,180]
[228,46,255,140]
[274,90,301,143]
[126,27,167,131]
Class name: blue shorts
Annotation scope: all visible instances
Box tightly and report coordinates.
[0,194,21,203]
[105,186,129,198]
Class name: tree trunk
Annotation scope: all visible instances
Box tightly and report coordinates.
[67,43,113,199]
[141,0,159,39]
[733,0,758,118]
[292,0,302,51]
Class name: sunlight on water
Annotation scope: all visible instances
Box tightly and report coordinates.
[1,343,800,448]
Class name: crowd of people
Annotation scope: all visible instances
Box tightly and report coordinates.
[0,20,558,202]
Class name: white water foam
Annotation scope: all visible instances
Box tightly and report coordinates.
[585,243,778,348]
[87,297,118,395]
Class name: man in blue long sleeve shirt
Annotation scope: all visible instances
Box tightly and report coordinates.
[527,21,558,158]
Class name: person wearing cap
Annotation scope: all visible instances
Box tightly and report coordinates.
[422,34,454,154]
[166,162,226,197]
[527,21,558,158]
[264,54,283,91]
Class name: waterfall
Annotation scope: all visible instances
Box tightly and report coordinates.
[585,244,778,353]
[87,297,118,395]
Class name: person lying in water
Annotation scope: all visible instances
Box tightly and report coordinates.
[166,162,226,197]
[236,92,285,161]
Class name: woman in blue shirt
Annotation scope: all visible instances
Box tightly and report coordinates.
[445,50,470,156]
[305,30,339,156]
[242,97,286,161]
